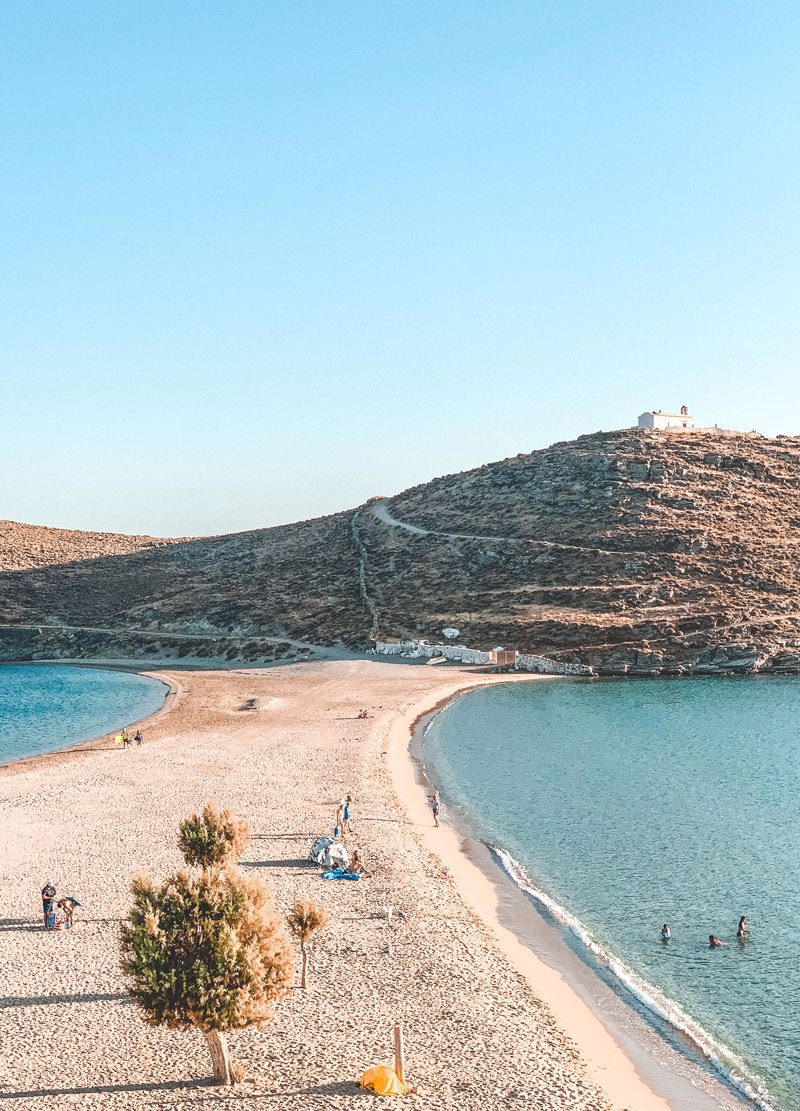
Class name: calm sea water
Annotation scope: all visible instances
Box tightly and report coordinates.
[0,665,167,764]
[423,677,800,1111]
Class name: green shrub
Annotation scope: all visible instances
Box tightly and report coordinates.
[121,866,294,1083]
[178,803,251,870]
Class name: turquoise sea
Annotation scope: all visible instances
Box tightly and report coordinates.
[0,664,167,764]
[422,677,800,1111]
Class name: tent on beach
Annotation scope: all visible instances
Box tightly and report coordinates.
[308,836,349,869]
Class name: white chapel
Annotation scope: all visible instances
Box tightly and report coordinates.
[637,406,695,431]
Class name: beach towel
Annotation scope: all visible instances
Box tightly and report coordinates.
[322,868,360,880]
[360,1066,407,1096]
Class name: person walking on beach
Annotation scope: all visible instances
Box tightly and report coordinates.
[430,790,440,827]
[343,794,353,834]
[134,730,143,745]
[122,730,131,749]
[41,881,56,926]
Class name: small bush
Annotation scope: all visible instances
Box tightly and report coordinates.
[178,803,251,870]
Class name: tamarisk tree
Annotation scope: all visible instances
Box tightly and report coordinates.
[178,802,251,869]
[121,805,294,1085]
[287,897,331,988]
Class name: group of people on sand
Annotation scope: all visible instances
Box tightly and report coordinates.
[118,729,144,749]
[661,916,750,947]
[334,796,366,875]
[41,881,81,929]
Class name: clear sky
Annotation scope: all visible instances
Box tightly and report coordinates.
[2,2,799,537]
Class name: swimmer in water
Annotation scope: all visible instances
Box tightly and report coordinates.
[737,915,749,939]
[661,923,671,940]
[709,934,728,948]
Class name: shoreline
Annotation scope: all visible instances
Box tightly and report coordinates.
[0,659,770,1110]
[387,679,756,1111]
[0,660,180,775]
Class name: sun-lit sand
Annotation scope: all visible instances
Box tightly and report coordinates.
[0,660,671,1109]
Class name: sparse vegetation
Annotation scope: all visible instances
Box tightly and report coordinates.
[178,802,251,870]
[287,897,331,988]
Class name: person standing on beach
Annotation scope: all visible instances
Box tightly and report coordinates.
[122,730,131,749]
[335,799,345,838]
[41,881,56,926]
[343,795,353,834]
[134,730,143,745]
[430,790,440,827]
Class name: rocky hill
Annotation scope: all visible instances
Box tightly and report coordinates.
[3,427,800,676]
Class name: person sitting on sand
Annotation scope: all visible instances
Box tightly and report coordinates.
[661,923,670,940]
[709,934,727,948]
[351,849,366,875]
[41,881,56,926]
[134,730,143,745]
[430,790,440,827]
[737,916,749,939]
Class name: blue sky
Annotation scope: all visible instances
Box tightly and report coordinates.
[2,2,799,536]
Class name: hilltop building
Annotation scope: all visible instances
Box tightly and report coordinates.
[638,406,694,431]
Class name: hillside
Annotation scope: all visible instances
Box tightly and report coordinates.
[3,427,800,675]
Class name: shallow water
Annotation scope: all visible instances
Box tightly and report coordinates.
[422,677,800,1111]
[0,665,167,764]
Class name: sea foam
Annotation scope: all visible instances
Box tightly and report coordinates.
[494,845,777,1111]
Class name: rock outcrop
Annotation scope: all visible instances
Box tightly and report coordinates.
[3,427,800,675]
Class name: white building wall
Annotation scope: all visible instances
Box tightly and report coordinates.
[638,410,695,430]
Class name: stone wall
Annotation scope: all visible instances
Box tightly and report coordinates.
[373,640,493,664]
[515,652,593,676]
[373,640,594,675]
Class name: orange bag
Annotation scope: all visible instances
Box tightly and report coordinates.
[360,1065,408,1096]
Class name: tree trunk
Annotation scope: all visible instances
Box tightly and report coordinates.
[203,1029,237,1085]
[300,941,308,988]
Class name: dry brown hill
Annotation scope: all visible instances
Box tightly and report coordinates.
[3,427,800,675]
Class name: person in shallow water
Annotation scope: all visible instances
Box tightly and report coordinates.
[661,923,671,940]
[709,934,728,948]
[737,916,749,939]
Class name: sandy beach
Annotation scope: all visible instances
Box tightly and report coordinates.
[0,659,714,1110]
